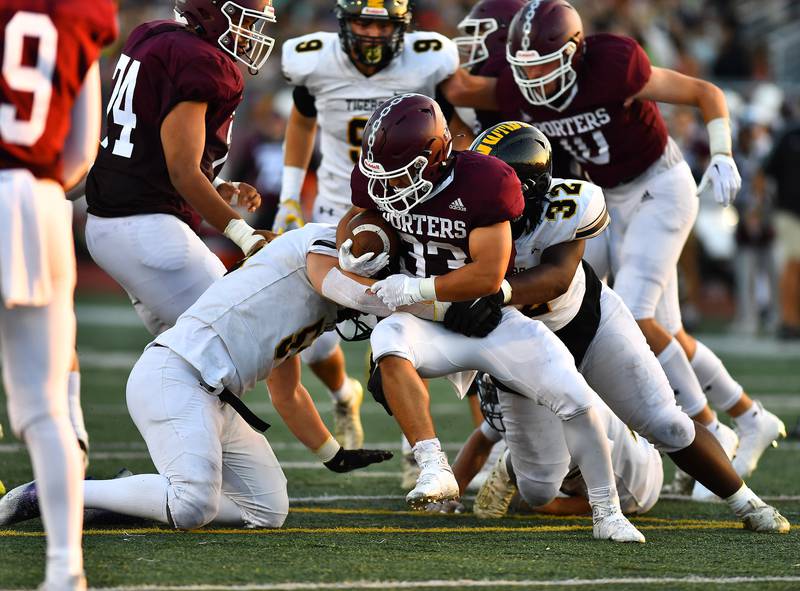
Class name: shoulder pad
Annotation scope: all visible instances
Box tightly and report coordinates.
[281,32,338,86]
[546,179,608,240]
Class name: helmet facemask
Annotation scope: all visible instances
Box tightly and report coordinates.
[359,154,437,216]
[218,1,276,72]
[477,373,506,433]
[340,17,405,69]
[507,39,578,108]
[453,17,498,70]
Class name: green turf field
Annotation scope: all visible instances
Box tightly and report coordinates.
[1,299,799,590]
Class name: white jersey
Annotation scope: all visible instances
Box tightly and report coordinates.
[513,178,609,331]
[155,224,340,396]
[282,31,459,211]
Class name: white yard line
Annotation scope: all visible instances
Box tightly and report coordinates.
[32,575,798,591]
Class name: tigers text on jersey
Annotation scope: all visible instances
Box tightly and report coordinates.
[0,0,117,182]
[86,21,243,231]
[513,178,608,330]
[154,224,340,397]
[282,31,458,210]
[351,150,524,278]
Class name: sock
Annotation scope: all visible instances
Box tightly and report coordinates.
[562,409,619,510]
[329,377,353,405]
[690,341,743,412]
[704,414,721,431]
[412,437,443,464]
[25,416,84,582]
[734,402,763,431]
[83,474,169,523]
[67,371,88,447]
[657,339,708,417]
[725,483,766,518]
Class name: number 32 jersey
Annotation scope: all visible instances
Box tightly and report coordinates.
[86,21,243,231]
[282,31,458,211]
[0,0,117,183]
[513,178,609,331]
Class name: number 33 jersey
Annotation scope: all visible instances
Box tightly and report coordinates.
[513,179,609,331]
[86,21,243,231]
[281,31,458,211]
[0,0,117,183]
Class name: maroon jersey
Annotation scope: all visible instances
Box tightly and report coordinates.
[0,0,117,183]
[86,21,243,231]
[496,34,668,188]
[352,150,523,277]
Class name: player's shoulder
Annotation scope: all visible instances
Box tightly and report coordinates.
[582,33,649,89]
[453,151,523,215]
[400,30,458,77]
[547,178,608,240]
[584,33,642,63]
[455,150,517,182]
[281,31,339,85]
[52,0,119,47]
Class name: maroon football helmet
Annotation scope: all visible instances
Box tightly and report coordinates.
[359,94,453,215]
[174,0,276,72]
[453,0,526,71]
[506,0,584,108]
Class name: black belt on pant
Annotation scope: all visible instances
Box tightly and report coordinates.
[152,343,271,432]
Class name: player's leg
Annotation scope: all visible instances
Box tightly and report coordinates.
[301,333,364,449]
[0,181,85,586]
[85,213,225,335]
[67,352,88,468]
[673,327,786,478]
[581,287,789,531]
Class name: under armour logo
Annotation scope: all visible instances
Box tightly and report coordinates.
[319,206,335,216]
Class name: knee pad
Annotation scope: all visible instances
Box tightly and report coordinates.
[645,409,696,453]
[517,477,561,509]
[167,459,222,530]
[300,330,340,365]
[612,269,663,321]
[690,341,742,412]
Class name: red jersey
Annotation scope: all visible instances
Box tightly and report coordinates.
[496,34,668,188]
[0,0,118,183]
[86,21,243,231]
[352,150,524,278]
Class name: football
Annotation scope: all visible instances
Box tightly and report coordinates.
[344,209,400,262]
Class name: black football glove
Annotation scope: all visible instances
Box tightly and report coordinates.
[323,448,394,473]
[443,290,504,338]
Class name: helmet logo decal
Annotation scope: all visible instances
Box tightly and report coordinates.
[473,121,531,154]
[362,6,390,16]
[520,0,542,51]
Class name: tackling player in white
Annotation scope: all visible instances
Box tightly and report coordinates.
[275,0,459,453]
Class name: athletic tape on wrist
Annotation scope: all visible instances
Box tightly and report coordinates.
[500,279,512,304]
[280,166,306,203]
[419,277,437,301]
[223,218,261,255]
[314,436,341,463]
[707,118,732,156]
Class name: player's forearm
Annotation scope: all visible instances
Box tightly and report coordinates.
[695,79,729,125]
[269,365,332,451]
[508,264,572,307]
[283,107,317,170]
[441,69,498,111]
[169,167,242,233]
[432,262,506,301]
[530,496,591,516]
[62,63,102,191]
[452,429,496,494]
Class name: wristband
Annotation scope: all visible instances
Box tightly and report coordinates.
[280,166,306,203]
[314,435,341,463]
[500,279,512,304]
[223,218,262,255]
[707,118,732,156]
[419,277,437,300]
[212,177,228,189]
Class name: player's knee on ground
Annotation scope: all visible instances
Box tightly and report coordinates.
[300,330,340,365]
[517,477,562,509]
[245,494,289,529]
[642,408,696,453]
[167,459,222,530]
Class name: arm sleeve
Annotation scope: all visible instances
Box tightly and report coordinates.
[293,85,317,118]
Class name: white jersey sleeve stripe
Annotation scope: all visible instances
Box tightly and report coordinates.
[575,205,609,240]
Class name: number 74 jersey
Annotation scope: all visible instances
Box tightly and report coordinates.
[513,178,609,331]
[282,31,458,211]
[0,0,117,183]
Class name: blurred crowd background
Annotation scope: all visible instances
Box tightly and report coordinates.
[77,0,800,339]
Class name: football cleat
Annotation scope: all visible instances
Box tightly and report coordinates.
[592,504,646,543]
[0,481,39,525]
[405,451,459,510]
[732,401,786,478]
[0,423,5,496]
[333,378,364,450]
[38,573,87,591]
[691,420,740,501]
[662,467,694,496]
[473,448,516,519]
[400,450,420,490]
[740,501,791,534]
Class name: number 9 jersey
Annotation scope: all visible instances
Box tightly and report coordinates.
[0,0,117,183]
[281,31,458,216]
[86,20,243,231]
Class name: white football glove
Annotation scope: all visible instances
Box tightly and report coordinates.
[697,154,741,207]
[272,199,305,234]
[338,239,390,277]
[370,274,426,311]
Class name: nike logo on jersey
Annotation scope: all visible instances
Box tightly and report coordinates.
[449,198,467,212]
